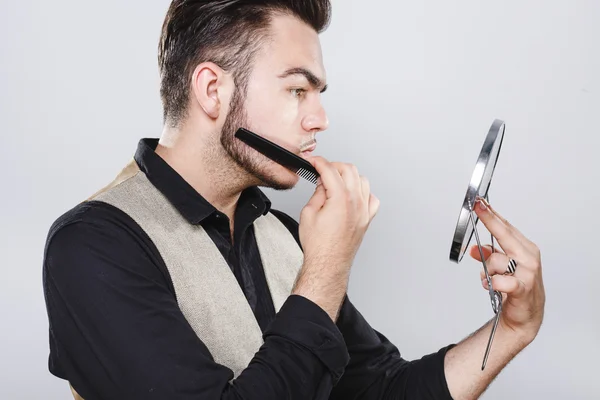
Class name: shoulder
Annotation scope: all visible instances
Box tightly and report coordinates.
[47,200,131,236]
[43,200,172,291]
[45,200,147,257]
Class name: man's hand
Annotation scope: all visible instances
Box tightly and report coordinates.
[292,156,380,321]
[444,197,546,399]
[299,156,379,273]
[470,197,546,343]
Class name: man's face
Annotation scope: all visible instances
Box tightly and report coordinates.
[220,13,329,190]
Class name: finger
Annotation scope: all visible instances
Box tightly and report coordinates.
[304,182,327,212]
[482,275,527,298]
[474,199,523,258]
[360,176,370,205]
[480,198,537,251]
[368,193,380,220]
[333,162,360,197]
[306,156,345,199]
[469,244,505,262]
[476,198,542,267]
[359,175,371,222]
[479,252,511,281]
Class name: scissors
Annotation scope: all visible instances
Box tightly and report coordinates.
[469,195,502,371]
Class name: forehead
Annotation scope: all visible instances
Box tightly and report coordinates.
[254,13,326,79]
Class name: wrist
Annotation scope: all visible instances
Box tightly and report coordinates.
[498,318,539,348]
[301,255,351,277]
[293,263,350,296]
[292,260,349,322]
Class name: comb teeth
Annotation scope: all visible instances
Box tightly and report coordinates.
[297,168,318,184]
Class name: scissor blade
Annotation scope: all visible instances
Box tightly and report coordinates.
[482,298,502,370]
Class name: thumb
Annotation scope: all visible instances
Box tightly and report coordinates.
[482,275,527,298]
[368,193,380,221]
[303,182,327,213]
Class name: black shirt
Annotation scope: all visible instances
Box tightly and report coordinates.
[42,139,455,400]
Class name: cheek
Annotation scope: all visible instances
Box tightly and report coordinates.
[245,90,300,137]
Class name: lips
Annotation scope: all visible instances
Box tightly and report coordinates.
[299,143,317,160]
[302,143,317,152]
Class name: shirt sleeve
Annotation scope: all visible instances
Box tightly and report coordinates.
[330,296,455,400]
[42,202,349,400]
[269,208,455,400]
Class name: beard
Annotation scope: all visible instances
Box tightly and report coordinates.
[219,85,296,191]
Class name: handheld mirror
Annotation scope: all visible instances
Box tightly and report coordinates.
[449,119,506,370]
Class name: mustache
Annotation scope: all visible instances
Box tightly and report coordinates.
[299,137,317,151]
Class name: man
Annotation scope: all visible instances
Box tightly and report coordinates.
[42,1,546,399]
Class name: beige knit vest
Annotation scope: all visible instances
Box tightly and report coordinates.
[70,159,304,399]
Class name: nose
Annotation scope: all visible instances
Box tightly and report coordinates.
[301,103,329,133]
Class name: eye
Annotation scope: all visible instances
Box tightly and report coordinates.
[290,88,307,98]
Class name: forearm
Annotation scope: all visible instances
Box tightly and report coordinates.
[444,317,533,400]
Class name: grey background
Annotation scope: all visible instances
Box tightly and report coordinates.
[1,0,598,399]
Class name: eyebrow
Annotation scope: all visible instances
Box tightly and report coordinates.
[278,67,328,93]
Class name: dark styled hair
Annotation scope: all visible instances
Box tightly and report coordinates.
[158,0,332,126]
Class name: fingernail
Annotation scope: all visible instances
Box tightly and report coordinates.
[477,198,488,211]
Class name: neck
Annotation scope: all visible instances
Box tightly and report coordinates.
[155,123,253,221]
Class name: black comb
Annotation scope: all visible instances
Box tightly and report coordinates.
[234,127,320,184]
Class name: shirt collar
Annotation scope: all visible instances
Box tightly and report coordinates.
[133,138,272,225]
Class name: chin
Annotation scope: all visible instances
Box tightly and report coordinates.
[259,167,300,191]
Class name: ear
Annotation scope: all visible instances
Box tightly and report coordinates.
[190,62,225,120]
